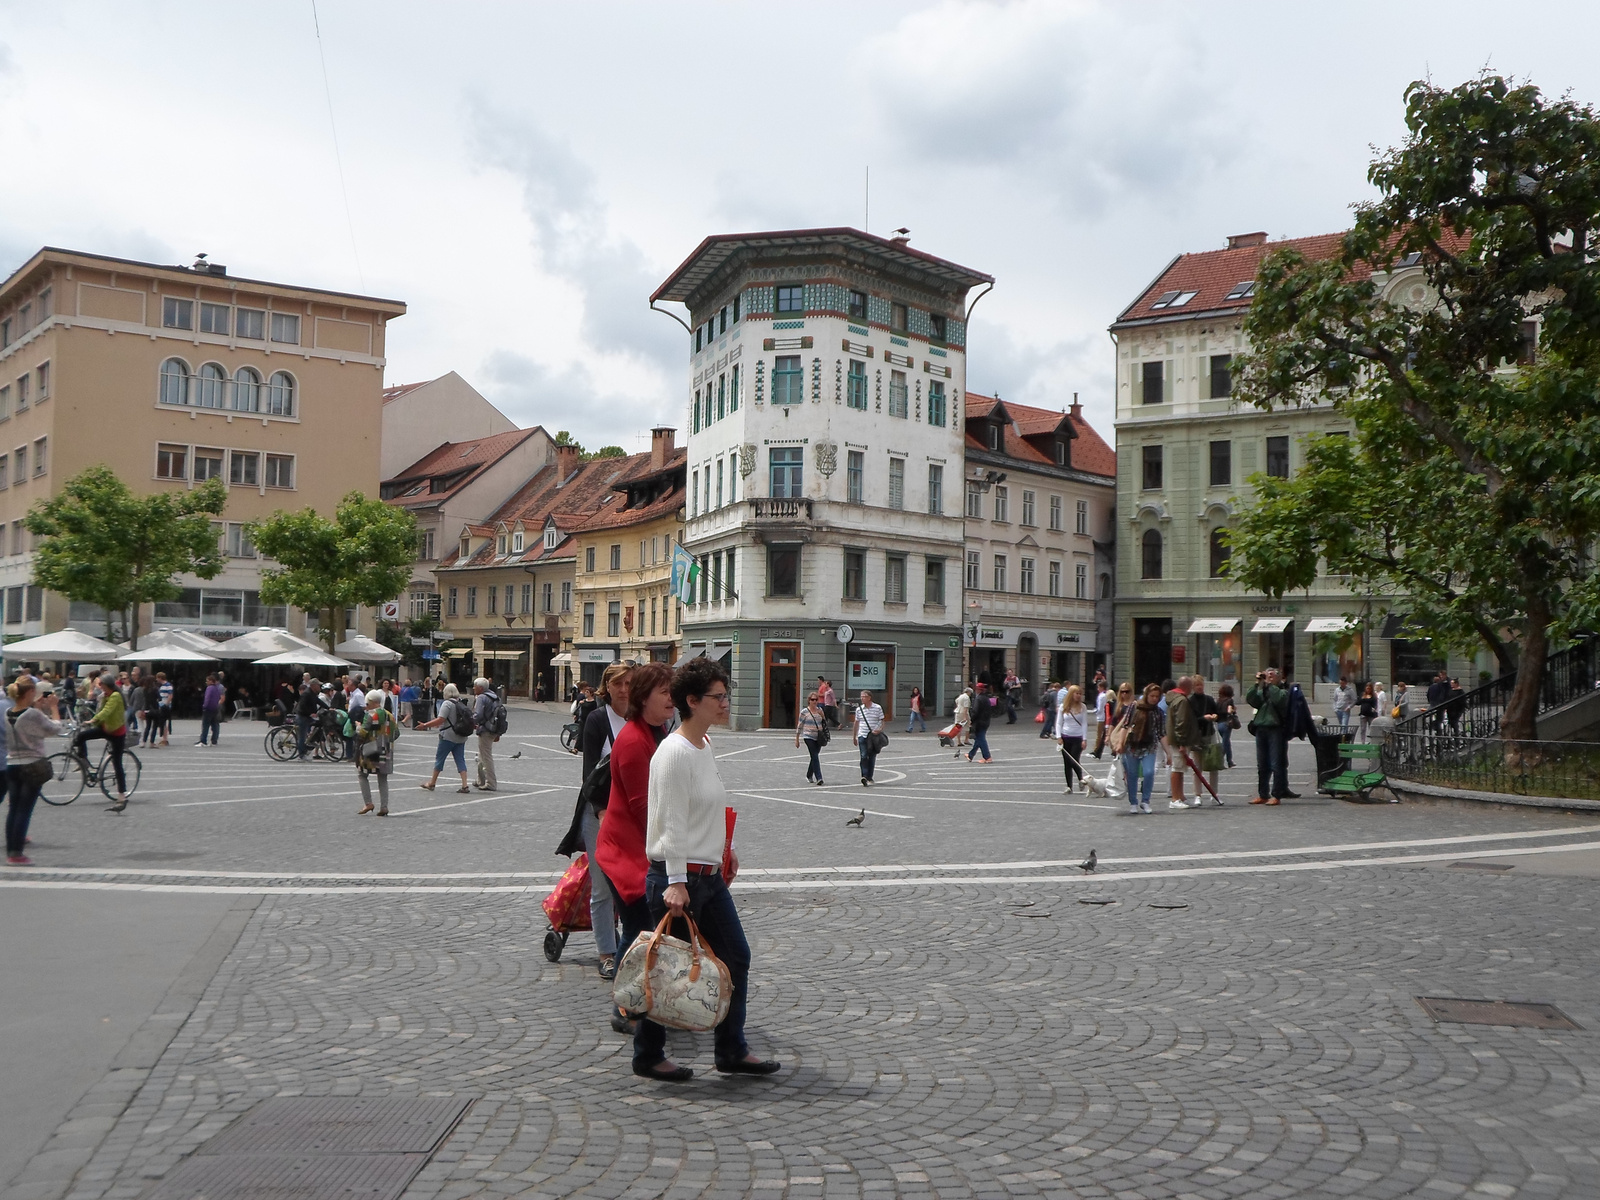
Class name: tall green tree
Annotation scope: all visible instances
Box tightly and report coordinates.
[1230,74,1600,740]
[24,466,227,648]
[248,493,418,652]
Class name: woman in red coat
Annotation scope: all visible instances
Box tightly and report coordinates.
[592,661,680,1075]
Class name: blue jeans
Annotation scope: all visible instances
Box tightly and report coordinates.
[1255,728,1288,798]
[1121,749,1157,806]
[2,766,30,856]
[1218,722,1235,767]
[858,735,880,780]
[967,728,991,761]
[295,714,313,758]
[644,864,753,1068]
[803,736,823,782]
[199,710,221,744]
[907,710,925,732]
[433,738,467,773]
[581,805,618,957]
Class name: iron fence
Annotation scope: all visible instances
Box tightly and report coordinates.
[1392,635,1599,741]
[1383,732,1600,802]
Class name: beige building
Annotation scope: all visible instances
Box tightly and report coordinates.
[380,372,517,479]
[0,247,404,642]
[961,394,1116,703]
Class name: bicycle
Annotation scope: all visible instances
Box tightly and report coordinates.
[43,729,142,806]
[560,721,581,752]
[266,719,350,762]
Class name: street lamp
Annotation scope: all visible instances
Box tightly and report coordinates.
[967,599,983,685]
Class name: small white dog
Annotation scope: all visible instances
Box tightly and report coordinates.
[1083,760,1120,799]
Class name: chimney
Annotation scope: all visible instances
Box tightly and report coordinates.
[1069,391,1082,421]
[1227,231,1268,250]
[651,426,676,471]
[555,442,580,485]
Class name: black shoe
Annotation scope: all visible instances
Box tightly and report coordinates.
[610,1010,638,1035]
[715,1057,781,1075]
[815,779,824,786]
[633,1060,693,1082]
[1282,791,1302,799]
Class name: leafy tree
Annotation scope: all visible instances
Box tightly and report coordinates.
[586,445,626,460]
[248,493,418,652]
[1231,74,1600,740]
[375,612,440,669]
[24,466,227,648]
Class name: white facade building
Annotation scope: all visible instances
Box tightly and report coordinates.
[652,228,992,729]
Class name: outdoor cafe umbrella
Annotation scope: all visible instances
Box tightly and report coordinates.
[1,629,125,660]
[252,648,353,670]
[334,634,401,664]
[213,628,325,660]
[117,644,220,663]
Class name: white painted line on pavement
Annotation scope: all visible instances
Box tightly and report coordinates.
[390,786,562,816]
[4,839,1599,894]
[727,790,915,819]
[715,746,764,760]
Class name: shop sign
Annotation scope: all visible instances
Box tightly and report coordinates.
[948,636,961,648]
[1054,632,1083,645]
[979,627,1007,642]
[577,648,616,664]
[848,660,888,689]
[760,629,800,639]
[1172,645,1186,663]
[730,631,739,643]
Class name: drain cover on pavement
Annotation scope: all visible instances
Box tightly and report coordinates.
[1078,898,1116,906]
[1416,997,1581,1029]
[143,1151,429,1200]
[1149,902,1189,910]
[203,1097,469,1156]
[1447,861,1514,871]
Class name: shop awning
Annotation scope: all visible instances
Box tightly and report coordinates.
[1186,618,1241,634]
[476,650,527,660]
[550,652,572,667]
[444,647,472,658]
[1305,617,1358,633]
[1251,617,1293,633]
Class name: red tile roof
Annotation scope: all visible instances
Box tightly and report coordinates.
[381,380,430,404]
[384,428,542,508]
[964,393,1115,479]
[438,448,687,570]
[1114,231,1353,327]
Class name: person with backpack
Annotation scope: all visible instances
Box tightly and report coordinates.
[471,677,504,792]
[348,688,400,816]
[417,682,473,793]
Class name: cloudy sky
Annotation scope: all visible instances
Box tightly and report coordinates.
[2,1,1597,456]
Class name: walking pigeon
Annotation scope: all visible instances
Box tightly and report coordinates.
[1078,849,1097,874]
[846,809,866,827]
[510,751,522,759]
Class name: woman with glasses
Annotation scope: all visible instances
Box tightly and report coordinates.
[1117,682,1165,813]
[796,690,827,786]
[639,657,780,1081]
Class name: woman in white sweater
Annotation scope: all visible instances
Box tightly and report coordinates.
[641,656,780,1082]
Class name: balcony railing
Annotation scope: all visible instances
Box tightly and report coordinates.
[1392,635,1599,740]
[749,497,812,520]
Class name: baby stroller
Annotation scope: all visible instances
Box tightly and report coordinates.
[541,851,593,962]
[936,722,962,748]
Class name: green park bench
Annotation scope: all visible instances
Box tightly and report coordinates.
[1321,743,1390,802]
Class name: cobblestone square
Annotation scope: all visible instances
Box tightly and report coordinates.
[6,710,1600,1199]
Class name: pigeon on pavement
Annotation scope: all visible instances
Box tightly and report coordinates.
[1078,849,1097,873]
[510,751,522,759]
[846,809,866,827]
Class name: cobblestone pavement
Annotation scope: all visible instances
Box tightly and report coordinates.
[6,714,1600,1198]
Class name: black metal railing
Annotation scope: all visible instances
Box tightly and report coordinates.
[1383,733,1600,802]
[1391,635,1599,740]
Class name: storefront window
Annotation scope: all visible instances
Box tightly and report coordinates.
[1314,632,1364,684]
[846,646,895,716]
[1198,632,1239,683]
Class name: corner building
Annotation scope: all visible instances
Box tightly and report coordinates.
[653,229,991,730]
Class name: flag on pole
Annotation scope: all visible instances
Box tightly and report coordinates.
[671,544,700,603]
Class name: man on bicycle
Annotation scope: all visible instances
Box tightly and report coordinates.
[74,672,129,811]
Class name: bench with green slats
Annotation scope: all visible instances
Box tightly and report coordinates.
[1323,743,1388,801]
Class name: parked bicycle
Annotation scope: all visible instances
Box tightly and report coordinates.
[43,722,142,806]
[560,721,581,753]
[265,714,351,762]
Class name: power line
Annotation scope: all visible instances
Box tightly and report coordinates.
[310,0,365,290]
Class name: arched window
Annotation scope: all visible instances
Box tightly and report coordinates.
[1141,529,1163,579]
[196,362,227,409]
[266,371,295,416]
[233,367,261,413]
[159,358,190,406]
[1209,527,1231,578]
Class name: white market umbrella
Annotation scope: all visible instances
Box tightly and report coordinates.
[3,629,126,660]
[213,627,324,660]
[335,634,401,664]
[118,644,219,663]
[253,647,353,669]
[143,628,222,653]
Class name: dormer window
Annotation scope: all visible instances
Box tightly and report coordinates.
[512,529,524,553]
[496,533,507,556]
[460,536,470,560]
[987,424,1001,451]
[544,519,559,550]
[1055,441,1067,466]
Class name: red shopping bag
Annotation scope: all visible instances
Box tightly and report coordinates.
[1034,711,1046,723]
[542,852,593,932]
[721,807,738,878]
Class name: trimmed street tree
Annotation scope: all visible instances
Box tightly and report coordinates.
[24,466,227,648]
[248,493,418,653]
[1230,74,1600,741]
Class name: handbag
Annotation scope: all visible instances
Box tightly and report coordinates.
[817,723,831,748]
[1107,708,1131,756]
[1391,706,1402,719]
[21,758,52,786]
[1200,741,1224,772]
[613,912,732,1031]
[1034,711,1046,723]
[868,729,889,753]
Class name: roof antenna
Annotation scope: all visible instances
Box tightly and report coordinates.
[864,165,869,233]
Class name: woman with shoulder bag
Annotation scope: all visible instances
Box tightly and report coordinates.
[6,678,64,864]
[1119,682,1164,814]
[591,662,677,1059]
[1056,684,1088,793]
[636,656,780,1082]
[352,689,399,816]
[574,663,631,980]
[416,683,471,793]
[1217,683,1240,768]
[796,689,828,786]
